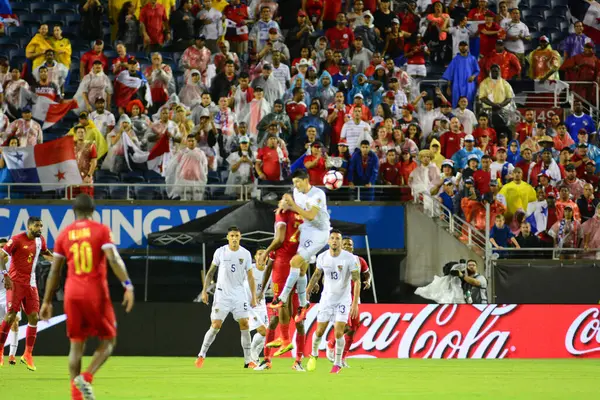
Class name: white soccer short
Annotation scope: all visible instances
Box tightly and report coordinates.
[317,301,351,324]
[248,303,268,331]
[298,228,329,262]
[406,64,427,77]
[211,292,250,322]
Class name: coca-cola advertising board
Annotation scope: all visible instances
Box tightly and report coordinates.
[291,304,600,359]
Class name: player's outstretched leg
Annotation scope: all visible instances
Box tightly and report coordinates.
[8,321,19,365]
[294,272,310,323]
[331,321,346,374]
[239,319,256,369]
[273,303,294,357]
[307,321,328,372]
[256,316,278,371]
[250,326,266,364]
[291,321,306,372]
[197,320,222,368]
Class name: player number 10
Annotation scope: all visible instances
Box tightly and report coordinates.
[69,241,93,275]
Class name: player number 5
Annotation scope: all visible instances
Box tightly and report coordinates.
[69,241,93,275]
[230,264,236,272]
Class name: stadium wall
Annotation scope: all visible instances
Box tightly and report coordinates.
[22,303,600,358]
[0,203,405,250]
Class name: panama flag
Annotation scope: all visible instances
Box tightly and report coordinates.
[19,87,78,129]
[569,0,600,44]
[1,137,82,191]
[122,130,170,172]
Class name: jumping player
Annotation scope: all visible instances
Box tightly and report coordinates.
[41,194,135,400]
[247,249,268,364]
[0,238,21,366]
[196,226,257,368]
[270,169,331,324]
[326,237,371,367]
[306,230,360,374]
[255,200,306,371]
[0,217,53,370]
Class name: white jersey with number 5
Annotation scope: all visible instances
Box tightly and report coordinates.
[293,186,331,232]
[212,245,253,300]
[316,249,359,305]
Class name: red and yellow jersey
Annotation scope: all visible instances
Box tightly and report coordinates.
[54,220,115,300]
[2,232,47,286]
[274,210,303,261]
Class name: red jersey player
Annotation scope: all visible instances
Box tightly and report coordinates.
[0,216,53,370]
[40,194,134,400]
[326,237,370,368]
[254,201,306,371]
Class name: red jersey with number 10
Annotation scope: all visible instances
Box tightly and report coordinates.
[2,232,47,287]
[274,210,303,261]
[53,220,115,300]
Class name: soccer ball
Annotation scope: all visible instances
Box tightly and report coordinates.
[322,170,344,190]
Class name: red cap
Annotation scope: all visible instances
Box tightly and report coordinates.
[385,91,395,99]
[496,146,507,152]
[298,10,307,17]
[338,139,349,146]
[268,27,278,34]
[403,104,415,112]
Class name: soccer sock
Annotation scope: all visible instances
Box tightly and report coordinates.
[342,333,354,360]
[9,329,18,357]
[263,328,276,361]
[296,274,308,307]
[279,268,300,303]
[250,332,265,361]
[0,320,10,347]
[199,327,220,358]
[240,329,252,363]
[311,332,323,357]
[25,324,37,354]
[295,331,305,362]
[327,338,335,349]
[82,372,94,384]
[280,322,290,343]
[335,336,346,366]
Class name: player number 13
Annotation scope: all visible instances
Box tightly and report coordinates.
[69,241,93,275]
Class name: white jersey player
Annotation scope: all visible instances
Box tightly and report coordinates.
[244,249,269,363]
[306,230,360,374]
[196,227,258,369]
[0,238,20,366]
[270,169,331,325]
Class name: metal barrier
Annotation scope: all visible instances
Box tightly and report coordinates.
[489,247,600,261]
[0,182,411,202]
[563,81,600,110]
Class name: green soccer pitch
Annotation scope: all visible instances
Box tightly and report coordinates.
[1,357,599,399]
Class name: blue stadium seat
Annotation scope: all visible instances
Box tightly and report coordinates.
[0,39,20,52]
[10,4,30,14]
[42,16,67,27]
[104,50,118,60]
[53,4,78,14]
[525,15,544,26]
[9,49,26,59]
[530,0,551,9]
[95,170,119,183]
[30,3,53,14]
[531,6,550,17]
[61,27,79,40]
[109,186,129,200]
[121,171,146,184]
[551,0,568,7]
[546,16,566,28]
[7,27,31,38]
[520,9,531,19]
[20,15,44,30]
[144,170,164,182]
[65,15,80,27]
[18,37,30,48]
[134,186,160,200]
[552,6,569,16]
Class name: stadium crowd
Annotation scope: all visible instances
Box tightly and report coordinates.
[0,0,599,251]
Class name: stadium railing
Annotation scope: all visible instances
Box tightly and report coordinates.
[0,183,412,202]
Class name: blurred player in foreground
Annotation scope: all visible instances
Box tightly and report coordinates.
[246,249,268,363]
[270,169,331,324]
[196,226,258,368]
[326,237,370,367]
[0,238,21,366]
[306,230,360,374]
[41,194,135,400]
[0,217,53,370]
[256,200,307,371]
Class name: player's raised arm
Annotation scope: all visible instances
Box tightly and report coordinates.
[350,269,361,319]
[40,254,66,320]
[104,246,134,313]
[201,263,218,305]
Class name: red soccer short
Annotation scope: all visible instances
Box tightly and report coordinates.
[270,257,299,319]
[7,282,39,315]
[64,296,117,342]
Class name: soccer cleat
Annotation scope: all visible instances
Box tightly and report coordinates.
[294,304,310,323]
[195,356,205,368]
[8,355,16,365]
[245,361,258,369]
[266,337,283,348]
[306,355,318,372]
[326,343,335,362]
[254,360,272,370]
[291,361,306,372]
[341,359,350,368]
[74,375,96,400]
[273,341,294,357]
[20,354,36,371]
[269,297,284,309]
[330,365,342,374]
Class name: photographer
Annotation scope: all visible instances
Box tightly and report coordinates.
[457,259,488,304]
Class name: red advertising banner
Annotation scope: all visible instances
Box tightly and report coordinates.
[515,108,563,125]
[289,304,600,359]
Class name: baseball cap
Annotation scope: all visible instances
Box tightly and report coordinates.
[537,172,549,179]
[541,148,553,154]
[536,122,546,129]
[262,62,272,70]
[465,177,474,184]
[540,35,549,43]
[196,34,206,41]
[127,57,137,65]
[94,97,105,103]
[587,159,597,165]
[578,142,588,148]
[444,178,453,185]
[339,58,349,66]
[565,164,577,171]
[465,134,475,142]
[298,58,310,66]
[403,104,415,112]
[268,28,278,34]
[297,10,307,17]
[496,147,507,152]
[311,142,322,148]
[467,154,479,162]
[496,40,504,45]
[539,135,553,143]
[578,128,588,135]
[354,93,364,99]
[385,91,395,99]
[441,159,454,167]
[585,41,595,48]
[392,18,400,24]
[79,111,88,119]
[363,10,373,19]
[94,39,104,46]
[21,105,32,113]
[338,139,349,147]
[564,204,573,210]
[546,192,556,198]
[239,136,250,144]
[489,180,498,187]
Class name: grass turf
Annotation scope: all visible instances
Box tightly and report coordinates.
[0,357,599,399]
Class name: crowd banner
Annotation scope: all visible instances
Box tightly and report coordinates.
[24,303,600,358]
[494,263,600,304]
[0,204,405,249]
